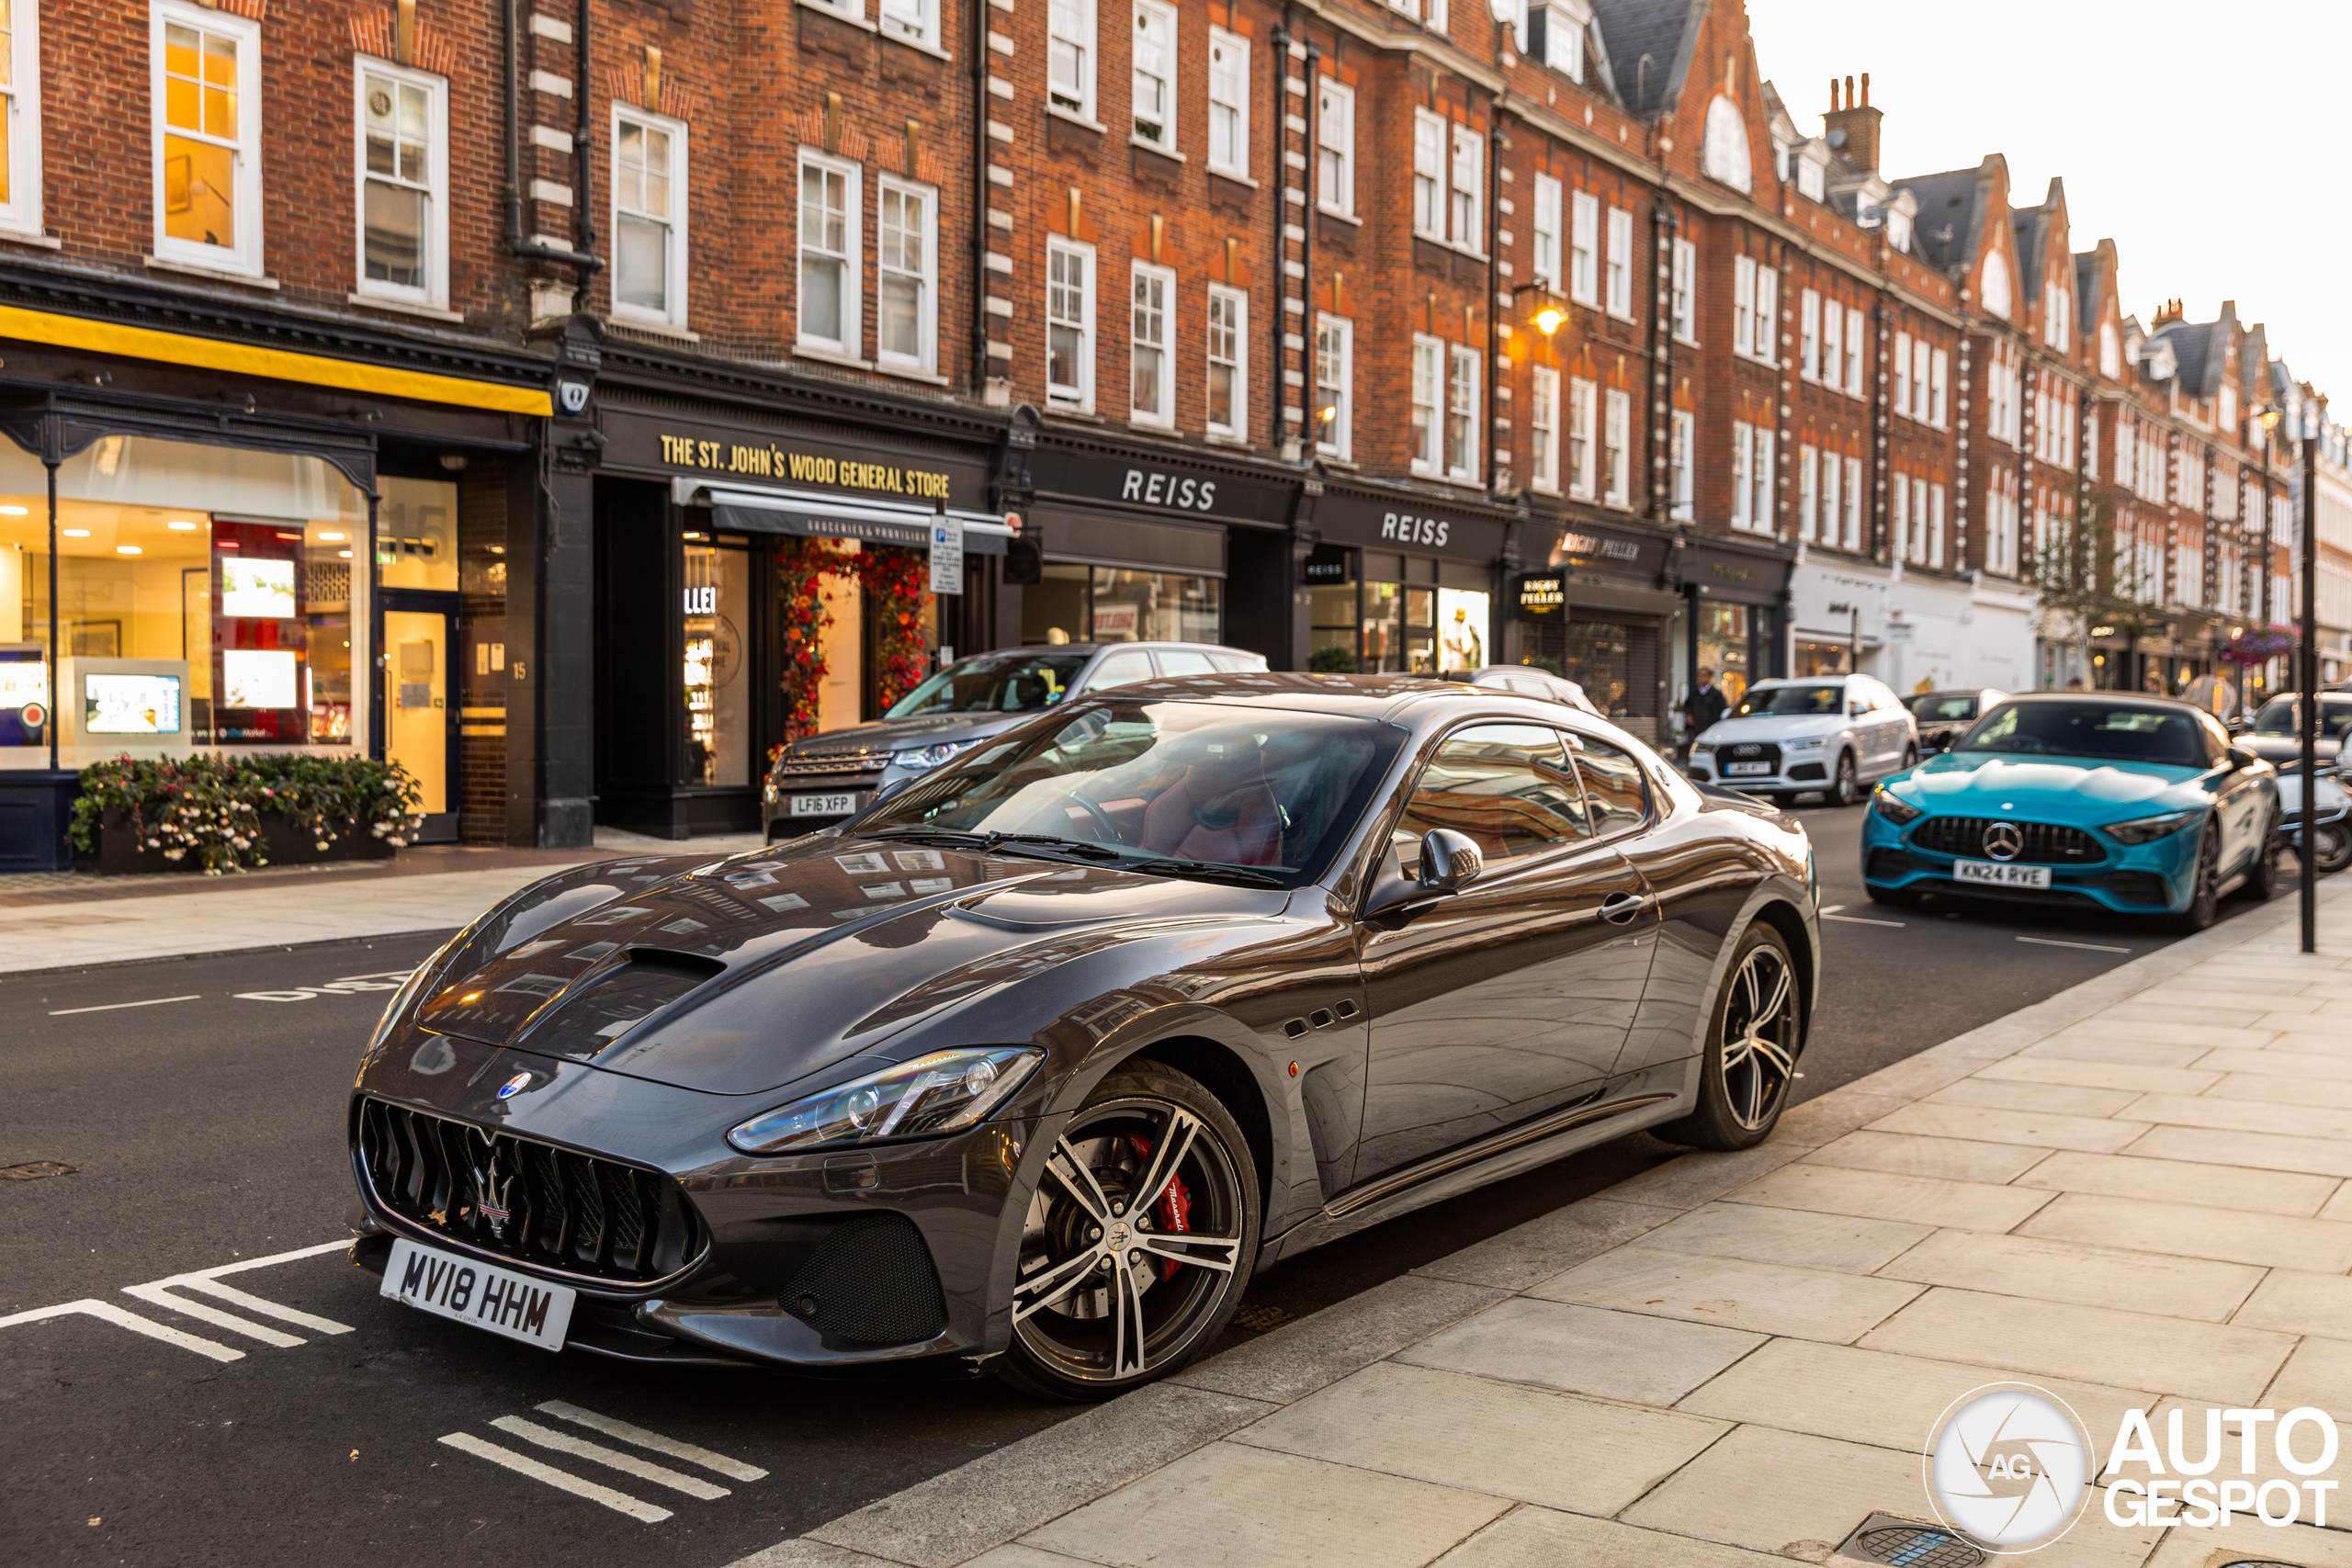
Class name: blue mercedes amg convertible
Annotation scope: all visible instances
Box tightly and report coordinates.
[1860,694,2280,931]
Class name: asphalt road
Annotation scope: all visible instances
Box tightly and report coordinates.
[0,810,2288,1568]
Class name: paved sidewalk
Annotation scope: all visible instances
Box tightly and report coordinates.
[738,878,2352,1568]
[0,827,762,975]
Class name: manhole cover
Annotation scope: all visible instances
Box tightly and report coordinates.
[1230,1303,1293,1334]
[1843,1516,1984,1568]
[1,1161,76,1180]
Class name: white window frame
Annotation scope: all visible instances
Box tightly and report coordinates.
[1892,331,1912,417]
[1131,0,1177,151]
[794,146,857,352]
[1316,313,1351,458]
[1929,348,1949,426]
[1207,26,1249,177]
[1820,300,1843,396]
[876,175,939,373]
[1568,188,1598,305]
[1841,456,1862,549]
[1445,343,1480,481]
[1530,366,1560,493]
[1605,206,1633,320]
[1567,376,1596,498]
[1751,428,1774,532]
[1448,123,1482,252]
[1669,410,1694,521]
[1317,78,1353,217]
[1047,0,1097,120]
[807,0,866,21]
[1843,306,1865,396]
[1205,283,1248,438]
[1602,388,1629,507]
[1411,110,1444,239]
[1893,472,1910,563]
[1732,257,1756,359]
[1410,334,1443,475]
[1046,235,1096,408]
[0,1,44,239]
[152,0,264,276]
[1670,238,1695,343]
[1912,340,1931,423]
[1730,423,1754,530]
[878,0,940,49]
[1753,265,1776,367]
[1917,477,1935,566]
[615,107,690,328]
[1820,451,1842,549]
[351,58,448,309]
[1798,445,1818,541]
[1799,289,1820,381]
[1128,260,1175,426]
[1532,173,1561,290]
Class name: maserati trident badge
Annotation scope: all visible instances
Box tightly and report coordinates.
[473,1156,515,1240]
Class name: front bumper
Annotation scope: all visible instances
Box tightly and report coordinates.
[352,1029,1046,1377]
[1858,812,2197,913]
[1687,749,1838,792]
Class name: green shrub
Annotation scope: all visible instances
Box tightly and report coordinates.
[70,753,425,874]
[1308,644,1360,673]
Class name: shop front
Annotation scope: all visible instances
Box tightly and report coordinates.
[593,400,1008,839]
[1297,480,1510,679]
[1510,517,1678,744]
[1015,435,1301,662]
[1675,537,1794,752]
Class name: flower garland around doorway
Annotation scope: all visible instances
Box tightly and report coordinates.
[775,537,839,750]
[853,546,934,713]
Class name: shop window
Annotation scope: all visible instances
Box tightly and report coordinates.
[1023,563,1091,644]
[1437,587,1488,672]
[355,61,448,308]
[1309,573,1359,671]
[1132,2,1175,150]
[1555,620,1652,723]
[1314,315,1351,458]
[1130,262,1174,426]
[1047,0,1095,118]
[1207,286,1247,438]
[1696,604,1752,707]
[1047,238,1094,407]
[1362,581,1434,673]
[877,178,937,373]
[683,536,750,786]
[1317,79,1352,217]
[153,1,262,276]
[1021,565,1221,646]
[1207,28,1248,177]
[0,0,44,239]
[616,110,689,327]
[796,150,856,354]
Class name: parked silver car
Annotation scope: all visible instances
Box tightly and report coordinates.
[1685,674,1919,807]
[762,642,1267,838]
[1466,664,1601,716]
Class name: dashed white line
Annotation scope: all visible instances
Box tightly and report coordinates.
[0,1299,244,1361]
[1822,912,1906,928]
[175,1276,354,1337]
[490,1416,730,1500]
[536,1400,770,1482]
[2016,935,2133,953]
[438,1433,673,1523]
[122,1283,305,1348]
[48,994,201,1016]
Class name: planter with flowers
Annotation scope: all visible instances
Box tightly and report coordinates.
[70,754,426,875]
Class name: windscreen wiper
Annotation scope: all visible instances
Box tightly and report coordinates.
[868,827,1122,862]
[1114,857,1286,888]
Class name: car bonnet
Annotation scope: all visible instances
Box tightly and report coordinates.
[1899,750,2210,819]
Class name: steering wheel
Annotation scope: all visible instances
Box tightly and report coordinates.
[1055,791,1125,844]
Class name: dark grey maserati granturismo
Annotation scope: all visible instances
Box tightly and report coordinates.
[349,673,1819,1400]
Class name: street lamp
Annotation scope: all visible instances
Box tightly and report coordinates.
[1512,282,1568,338]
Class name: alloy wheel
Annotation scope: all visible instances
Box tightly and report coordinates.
[1012,1097,1246,1386]
[1832,752,1860,807]
[1718,942,1798,1131]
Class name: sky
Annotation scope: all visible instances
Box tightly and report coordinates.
[1746,0,2352,406]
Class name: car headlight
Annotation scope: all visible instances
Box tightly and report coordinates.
[1784,736,1827,751]
[727,1047,1046,1155]
[2102,809,2200,845]
[892,740,979,773]
[1871,785,1923,825]
[1692,744,1716,755]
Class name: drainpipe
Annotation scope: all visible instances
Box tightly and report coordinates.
[1485,103,1501,495]
[569,0,598,310]
[1269,21,1290,451]
[972,0,992,395]
[1300,40,1319,461]
[503,0,601,281]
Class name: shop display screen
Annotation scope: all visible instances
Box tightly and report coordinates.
[85,672,184,735]
[221,649,300,710]
[1436,588,1492,673]
[220,557,297,619]
[0,659,46,710]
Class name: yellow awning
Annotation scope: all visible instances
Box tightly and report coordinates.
[0,304,554,417]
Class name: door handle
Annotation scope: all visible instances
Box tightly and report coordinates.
[1600,891,1647,925]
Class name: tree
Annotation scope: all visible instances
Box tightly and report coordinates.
[2030,491,2156,686]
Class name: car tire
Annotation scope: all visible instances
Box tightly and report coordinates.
[2241,808,2280,902]
[1829,751,1860,807]
[1655,921,1803,1152]
[2314,822,2352,875]
[2168,817,2223,934]
[1865,883,1922,908]
[1902,744,1920,770]
[996,1060,1261,1404]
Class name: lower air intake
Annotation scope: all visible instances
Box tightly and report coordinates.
[782,1213,950,1347]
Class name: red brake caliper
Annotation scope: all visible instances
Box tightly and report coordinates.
[1125,1134,1192,1279]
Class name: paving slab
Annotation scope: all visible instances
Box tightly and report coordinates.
[1408,1196,1679,1293]
[1637,1199,1933,1274]
[2055,1016,2284,1051]
[1023,1440,1509,1568]
[1857,1287,2293,1404]
[1874,1228,2264,1323]
[1429,1506,1791,1568]
[1973,1055,2223,1096]
[2116,1093,2352,1144]
[1723,1160,2054,1233]
[2140,1518,2352,1568]
[963,1549,1102,1568]
[2261,1335,2352,1411]
[1617,1424,1928,1559]
[1800,1129,2055,1185]
[1773,1090,1917,1147]
[2210,1073,2352,1110]
[1395,1296,1764,1405]
[1167,1274,1508,1406]
[1864,1101,2151,1153]
[1675,1335,2154,1456]
[1230,1360,1732,1516]
[2096,998,2284,1028]
[2018,1036,2214,1069]
[2193,1046,2352,1081]
[2232,1269,2352,1341]
[2014,1149,2342,1217]
[1531,1244,1924,1342]
[2124,1123,2352,1179]
[1601,1139,1817,1213]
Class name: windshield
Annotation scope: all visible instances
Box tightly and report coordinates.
[883,650,1094,719]
[2252,696,2352,741]
[1907,693,1981,723]
[1735,684,1844,717]
[1958,701,2211,766]
[856,700,1405,886]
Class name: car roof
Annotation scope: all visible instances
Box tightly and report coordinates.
[1996,692,2212,716]
[1046,671,1521,719]
[1007,640,1260,658]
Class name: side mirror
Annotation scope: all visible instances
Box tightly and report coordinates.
[1418,828,1485,895]
[2226,745,2260,772]
[1849,702,1867,717]
[1921,733,1951,754]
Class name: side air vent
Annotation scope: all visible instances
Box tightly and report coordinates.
[781,1214,950,1347]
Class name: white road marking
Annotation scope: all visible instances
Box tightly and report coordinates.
[47,994,202,1016]
[2016,935,2133,953]
[1817,904,1845,914]
[438,1433,673,1523]
[537,1401,770,1482]
[490,1416,730,1500]
[0,1299,244,1361]
[198,1239,354,1277]
[176,1277,354,1337]
[1822,912,1906,927]
[123,1283,305,1348]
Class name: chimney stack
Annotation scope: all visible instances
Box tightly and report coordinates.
[1824,70,1884,172]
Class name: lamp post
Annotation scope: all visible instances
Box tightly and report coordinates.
[2262,398,2321,954]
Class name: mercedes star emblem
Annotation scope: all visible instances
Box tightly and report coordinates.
[1983,821,2025,862]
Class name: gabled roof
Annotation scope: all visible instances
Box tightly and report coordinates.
[1590,0,1705,120]
[1893,164,1990,274]
[2239,324,2268,400]
[2073,252,2104,340]
[2153,304,2236,400]
[2010,179,2065,306]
